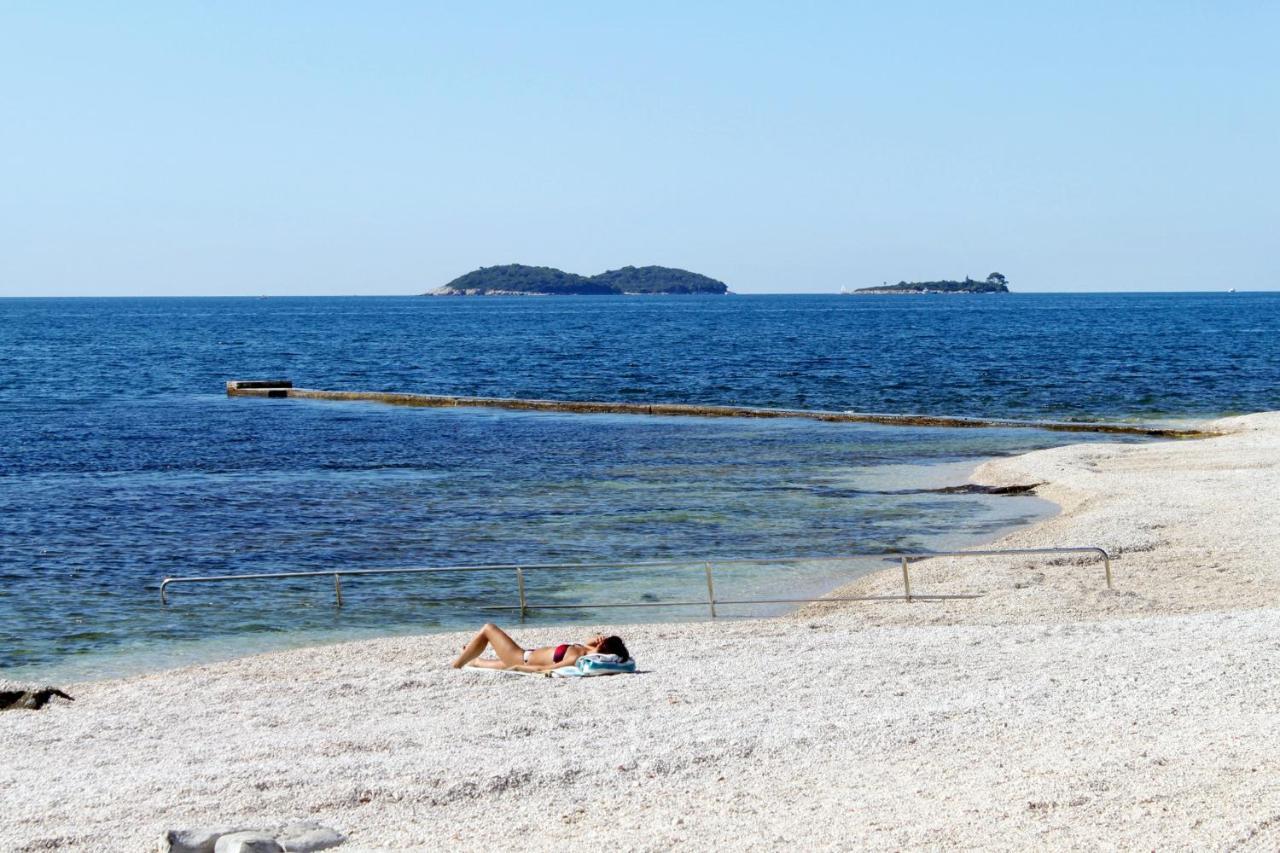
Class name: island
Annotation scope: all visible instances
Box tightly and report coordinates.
[590,265,728,295]
[852,272,1010,294]
[426,264,730,296]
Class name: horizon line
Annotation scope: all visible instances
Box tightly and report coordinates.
[1,290,1273,299]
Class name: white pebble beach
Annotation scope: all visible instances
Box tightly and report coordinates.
[4,413,1280,851]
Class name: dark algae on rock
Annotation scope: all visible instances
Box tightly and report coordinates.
[1,686,74,711]
[428,263,729,295]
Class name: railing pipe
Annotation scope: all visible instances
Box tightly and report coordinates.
[704,561,717,618]
[896,546,1113,591]
[157,546,1114,610]
[477,593,983,611]
[516,567,527,618]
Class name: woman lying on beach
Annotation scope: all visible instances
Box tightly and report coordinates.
[451,622,630,672]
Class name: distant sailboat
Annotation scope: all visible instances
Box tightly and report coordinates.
[841,281,887,295]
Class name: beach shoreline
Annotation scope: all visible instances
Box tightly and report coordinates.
[5,412,1280,850]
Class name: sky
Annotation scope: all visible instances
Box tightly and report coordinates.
[2,2,1277,296]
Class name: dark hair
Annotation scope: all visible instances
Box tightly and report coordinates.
[597,635,630,662]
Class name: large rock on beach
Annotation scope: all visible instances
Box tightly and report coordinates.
[163,826,250,853]
[0,685,74,711]
[213,832,283,853]
[277,822,345,852]
[160,822,344,853]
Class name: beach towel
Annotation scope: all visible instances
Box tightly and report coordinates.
[549,654,637,677]
[464,653,638,677]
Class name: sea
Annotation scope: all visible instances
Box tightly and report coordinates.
[3,293,1278,681]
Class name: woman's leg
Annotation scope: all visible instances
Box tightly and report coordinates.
[451,626,492,668]
[479,623,526,667]
[465,658,509,669]
[451,623,525,668]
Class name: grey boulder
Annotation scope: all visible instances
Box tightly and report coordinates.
[162,826,249,853]
[278,822,346,852]
[213,832,283,853]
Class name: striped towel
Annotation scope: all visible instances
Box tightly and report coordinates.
[550,654,637,677]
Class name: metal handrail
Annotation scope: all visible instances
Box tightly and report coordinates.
[158,546,1112,615]
[897,547,1112,593]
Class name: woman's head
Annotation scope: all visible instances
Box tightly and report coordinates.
[587,634,629,662]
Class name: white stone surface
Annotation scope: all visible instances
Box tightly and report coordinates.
[5,413,1280,850]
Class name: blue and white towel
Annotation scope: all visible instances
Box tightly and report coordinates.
[550,653,637,677]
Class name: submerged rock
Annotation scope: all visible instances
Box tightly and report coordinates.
[862,482,1045,497]
[933,483,1043,496]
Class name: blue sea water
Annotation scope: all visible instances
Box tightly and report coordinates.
[2,293,1278,680]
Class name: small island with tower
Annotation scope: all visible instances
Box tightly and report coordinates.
[850,272,1010,294]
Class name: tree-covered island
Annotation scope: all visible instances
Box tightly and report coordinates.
[426,264,729,296]
[853,272,1010,294]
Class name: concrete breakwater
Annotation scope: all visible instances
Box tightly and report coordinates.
[224,380,1206,438]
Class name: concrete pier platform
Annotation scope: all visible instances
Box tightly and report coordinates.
[224,380,1207,438]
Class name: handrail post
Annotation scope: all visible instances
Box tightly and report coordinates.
[704,561,717,618]
[160,578,170,605]
[1102,550,1112,590]
[516,567,527,619]
[334,573,343,607]
[900,556,912,602]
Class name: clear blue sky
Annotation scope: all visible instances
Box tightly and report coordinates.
[2,2,1276,296]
